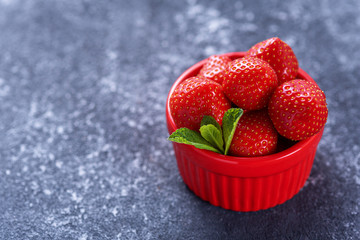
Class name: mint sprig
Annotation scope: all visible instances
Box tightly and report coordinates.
[168,128,222,154]
[200,124,224,153]
[222,108,244,155]
[168,108,243,155]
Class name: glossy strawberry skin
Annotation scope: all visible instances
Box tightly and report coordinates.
[222,57,278,111]
[229,110,278,157]
[246,37,299,85]
[198,55,231,84]
[169,76,231,131]
[268,79,328,141]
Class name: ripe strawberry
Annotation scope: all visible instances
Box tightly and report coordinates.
[222,57,278,110]
[169,76,231,131]
[268,79,328,141]
[198,55,231,84]
[229,110,278,157]
[246,37,299,85]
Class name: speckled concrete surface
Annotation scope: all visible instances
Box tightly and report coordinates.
[0,0,359,239]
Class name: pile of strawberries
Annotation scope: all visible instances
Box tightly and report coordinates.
[169,37,328,157]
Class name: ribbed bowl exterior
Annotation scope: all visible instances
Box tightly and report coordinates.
[172,136,320,212]
[166,52,325,212]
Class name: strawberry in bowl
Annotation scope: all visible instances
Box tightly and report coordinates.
[166,38,328,212]
[169,76,231,131]
[246,37,299,85]
[222,56,278,111]
[197,55,231,84]
[229,110,278,157]
[268,79,328,141]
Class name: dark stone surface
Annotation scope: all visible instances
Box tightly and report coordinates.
[0,0,359,239]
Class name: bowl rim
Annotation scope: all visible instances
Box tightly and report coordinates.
[166,51,323,175]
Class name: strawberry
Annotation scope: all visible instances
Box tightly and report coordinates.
[198,55,231,84]
[268,79,328,141]
[229,110,278,157]
[222,56,278,110]
[169,76,231,131]
[246,37,299,85]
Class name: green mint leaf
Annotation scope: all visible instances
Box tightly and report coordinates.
[222,108,244,155]
[201,115,222,134]
[199,124,224,153]
[168,128,222,154]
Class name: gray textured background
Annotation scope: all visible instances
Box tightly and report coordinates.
[0,0,359,239]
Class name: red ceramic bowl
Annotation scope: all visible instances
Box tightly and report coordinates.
[166,52,324,212]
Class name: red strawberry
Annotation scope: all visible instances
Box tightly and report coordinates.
[268,79,328,141]
[229,110,278,157]
[169,76,231,131]
[246,37,299,85]
[198,55,231,84]
[222,57,278,110]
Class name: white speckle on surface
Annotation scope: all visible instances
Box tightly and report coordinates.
[57,126,64,134]
[0,0,15,6]
[304,173,325,187]
[276,11,288,21]
[352,152,360,185]
[121,188,128,197]
[187,4,203,18]
[135,17,146,27]
[128,120,136,128]
[32,120,42,129]
[55,160,62,168]
[106,50,118,60]
[20,144,26,153]
[111,207,118,217]
[102,143,110,152]
[44,110,54,119]
[0,78,10,97]
[204,46,217,56]
[68,190,83,203]
[86,151,99,159]
[100,75,117,93]
[175,1,235,52]
[207,8,220,18]
[283,36,296,47]
[43,189,52,195]
[143,213,148,222]
[5,170,10,175]
[355,175,360,185]
[29,101,37,117]
[269,24,279,33]
[78,166,86,176]
[207,18,228,33]
[153,150,162,157]
[48,153,55,161]
[79,234,87,240]
[33,144,46,158]
[51,218,70,228]
[238,23,257,32]
[246,12,255,21]
[30,181,39,191]
[39,165,46,172]
[131,157,140,169]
